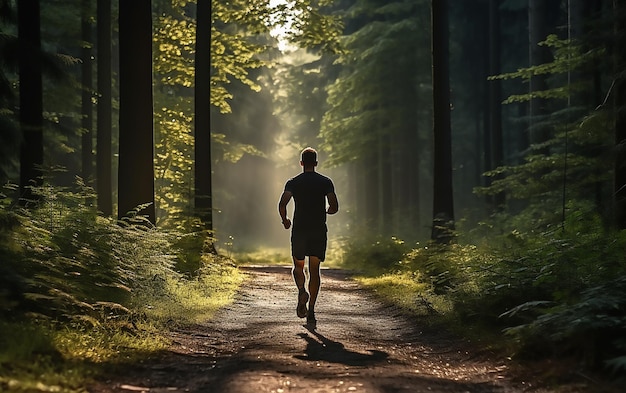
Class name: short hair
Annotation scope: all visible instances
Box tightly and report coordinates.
[301,147,317,164]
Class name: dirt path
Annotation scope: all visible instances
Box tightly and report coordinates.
[90,266,602,393]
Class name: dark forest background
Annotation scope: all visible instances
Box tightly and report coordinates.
[1,0,625,389]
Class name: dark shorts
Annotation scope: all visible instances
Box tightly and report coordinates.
[291,229,328,261]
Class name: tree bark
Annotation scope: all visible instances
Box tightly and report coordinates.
[81,0,93,183]
[615,0,626,229]
[194,0,213,232]
[97,0,112,216]
[17,0,43,204]
[118,0,155,224]
[431,0,455,243]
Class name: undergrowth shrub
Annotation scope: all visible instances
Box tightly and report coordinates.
[396,242,513,332]
[338,235,409,274]
[0,181,243,326]
[343,210,626,375]
[0,182,244,390]
[502,275,626,369]
[356,271,449,316]
[492,226,626,371]
[131,251,242,324]
[340,237,481,317]
[0,182,178,325]
[232,247,291,266]
[465,221,625,373]
[399,243,485,294]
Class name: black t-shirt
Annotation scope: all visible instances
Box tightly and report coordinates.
[284,171,334,232]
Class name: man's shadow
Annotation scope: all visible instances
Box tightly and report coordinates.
[295,325,388,366]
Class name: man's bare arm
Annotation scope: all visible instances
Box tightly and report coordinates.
[326,192,339,215]
[278,191,292,229]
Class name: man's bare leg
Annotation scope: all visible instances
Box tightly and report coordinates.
[308,256,321,316]
[292,257,309,318]
[292,257,306,290]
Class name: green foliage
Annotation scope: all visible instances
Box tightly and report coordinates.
[400,243,485,295]
[0,182,244,390]
[478,34,614,230]
[338,235,409,274]
[153,0,342,113]
[152,0,338,228]
[342,238,487,320]
[320,0,431,166]
[0,181,176,323]
[286,1,344,54]
[0,318,169,392]
[502,275,626,368]
[153,104,195,227]
[350,212,626,375]
[232,247,291,266]
[0,0,85,185]
[132,253,243,324]
[154,0,270,113]
[471,224,625,370]
[357,271,448,317]
[152,3,257,227]
[0,322,57,365]
[490,35,604,104]
[490,225,626,368]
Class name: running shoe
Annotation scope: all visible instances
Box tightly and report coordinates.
[297,289,309,318]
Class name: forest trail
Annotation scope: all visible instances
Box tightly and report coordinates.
[90,266,591,393]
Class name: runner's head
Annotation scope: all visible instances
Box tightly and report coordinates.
[300,147,318,169]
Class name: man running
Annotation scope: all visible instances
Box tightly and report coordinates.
[278,147,339,324]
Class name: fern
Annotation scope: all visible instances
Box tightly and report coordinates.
[478,34,613,229]
[0,182,179,326]
[501,275,626,370]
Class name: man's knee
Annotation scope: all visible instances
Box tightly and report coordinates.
[293,257,305,270]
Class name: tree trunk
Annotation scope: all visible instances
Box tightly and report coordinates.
[430,0,455,243]
[17,0,43,204]
[81,0,93,183]
[97,0,112,216]
[615,0,626,229]
[117,0,155,224]
[194,0,213,232]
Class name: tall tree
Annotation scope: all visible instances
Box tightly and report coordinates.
[615,0,626,228]
[17,0,43,203]
[81,0,93,183]
[96,0,112,216]
[117,0,155,223]
[0,1,19,184]
[430,0,455,242]
[195,0,213,232]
